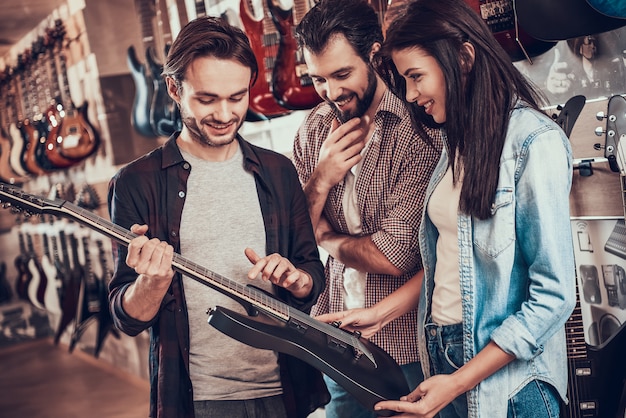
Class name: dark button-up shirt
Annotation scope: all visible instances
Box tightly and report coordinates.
[107,133,329,418]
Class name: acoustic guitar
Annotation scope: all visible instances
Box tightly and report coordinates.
[0,182,411,416]
[267,0,322,110]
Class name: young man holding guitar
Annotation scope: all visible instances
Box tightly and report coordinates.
[107,17,328,418]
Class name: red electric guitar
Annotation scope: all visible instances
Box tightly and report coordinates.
[267,0,321,110]
[239,0,291,119]
[465,0,556,63]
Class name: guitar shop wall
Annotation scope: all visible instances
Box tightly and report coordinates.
[0,0,316,384]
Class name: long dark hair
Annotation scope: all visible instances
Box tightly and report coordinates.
[162,16,258,89]
[379,0,546,219]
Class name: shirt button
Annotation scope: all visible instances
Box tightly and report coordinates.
[178,191,185,198]
[430,328,437,336]
[171,230,177,237]
[183,162,190,170]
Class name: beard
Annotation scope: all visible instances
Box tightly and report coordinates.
[179,106,243,148]
[330,65,378,123]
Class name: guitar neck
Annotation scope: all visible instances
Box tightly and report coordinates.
[0,182,374,365]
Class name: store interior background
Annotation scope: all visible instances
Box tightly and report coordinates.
[0,0,624,415]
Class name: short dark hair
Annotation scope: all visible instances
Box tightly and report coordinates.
[162,16,258,87]
[295,0,382,63]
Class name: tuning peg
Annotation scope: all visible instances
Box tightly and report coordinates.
[597,111,607,121]
[595,126,606,137]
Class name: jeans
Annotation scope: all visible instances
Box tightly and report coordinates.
[193,395,288,418]
[322,361,424,418]
[425,321,560,418]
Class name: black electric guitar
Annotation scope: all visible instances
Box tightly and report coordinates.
[128,0,158,138]
[94,239,120,358]
[552,95,586,139]
[0,183,410,416]
[563,95,626,418]
[562,276,626,417]
[69,231,102,353]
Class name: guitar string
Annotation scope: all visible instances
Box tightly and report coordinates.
[0,184,371,362]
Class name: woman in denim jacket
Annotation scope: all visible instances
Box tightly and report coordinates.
[316,1,576,417]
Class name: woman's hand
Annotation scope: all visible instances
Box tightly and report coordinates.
[315,306,385,339]
[375,374,466,418]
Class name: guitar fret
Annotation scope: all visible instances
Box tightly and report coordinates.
[0,182,380,367]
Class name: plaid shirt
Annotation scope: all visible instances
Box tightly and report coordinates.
[293,89,442,364]
[107,134,328,418]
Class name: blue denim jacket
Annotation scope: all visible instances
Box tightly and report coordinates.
[417,102,576,417]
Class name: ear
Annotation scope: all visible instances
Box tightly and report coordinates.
[461,42,475,73]
[166,76,181,103]
[369,41,382,62]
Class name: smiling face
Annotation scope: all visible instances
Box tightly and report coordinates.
[392,46,448,124]
[303,33,379,122]
[167,56,250,159]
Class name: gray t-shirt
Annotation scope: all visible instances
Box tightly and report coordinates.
[179,146,282,401]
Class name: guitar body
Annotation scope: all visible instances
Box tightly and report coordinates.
[127,45,157,138]
[40,252,62,315]
[20,119,47,176]
[563,297,626,417]
[239,0,292,119]
[147,46,180,137]
[40,105,79,170]
[0,130,28,184]
[209,306,408,416]
[267,0,322,110]
[57,102,100,161]
[69,234,102,352]
[465,0,556,62]
[26,256,47,310]
[54,231,82,345]
[517,0,626,42]
[8,122,29,177]
[94,239,119,358]
[0,261,12,304]
[14,253,30,301]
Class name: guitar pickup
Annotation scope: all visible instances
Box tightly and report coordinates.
[327,337,348,355]
[287,318,308,334]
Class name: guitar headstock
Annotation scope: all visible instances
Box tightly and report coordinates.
[595,95,626,174]
[0,182,64,218]
[552,95,586,138]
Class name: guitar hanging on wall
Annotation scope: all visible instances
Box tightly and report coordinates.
[0,182,410,416]
[239,0,292,119]
[128,0,158,138]
[562,94,626,418]
[465,0,556,63]
[267,0,322,110]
